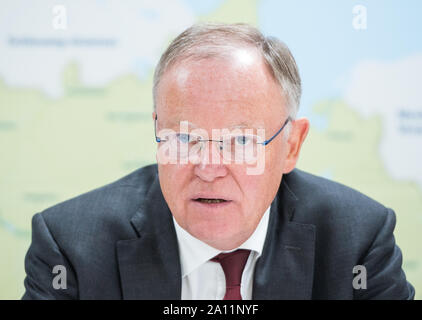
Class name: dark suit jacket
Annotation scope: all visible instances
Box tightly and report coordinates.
[22,164,415,299]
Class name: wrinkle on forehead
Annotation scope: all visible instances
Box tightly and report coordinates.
[159,118,266,131]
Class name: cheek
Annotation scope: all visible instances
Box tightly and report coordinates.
[267,138,287,171]
[230,168,270,210]
[237,145,285,209]
[158,164,191,211]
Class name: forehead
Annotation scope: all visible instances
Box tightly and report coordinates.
[155,48,286,127]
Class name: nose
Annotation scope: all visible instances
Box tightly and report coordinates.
[194,141,228,182]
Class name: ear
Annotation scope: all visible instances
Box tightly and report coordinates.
[282,118,310,174]
[152,111,156,121]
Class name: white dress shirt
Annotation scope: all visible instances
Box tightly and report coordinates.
[172,205,271,300]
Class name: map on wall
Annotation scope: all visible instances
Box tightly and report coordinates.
[0,0,421,299]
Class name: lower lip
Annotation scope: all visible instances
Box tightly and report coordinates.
[191,199,233,209]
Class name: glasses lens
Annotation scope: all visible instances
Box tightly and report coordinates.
[220,134,260,162]
[164,133,200,160]
[158,132,263,164]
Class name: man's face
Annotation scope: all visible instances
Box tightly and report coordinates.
[154,48,308,250]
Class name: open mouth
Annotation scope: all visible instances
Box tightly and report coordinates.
[194,198,229,204]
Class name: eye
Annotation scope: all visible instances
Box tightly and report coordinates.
[176,133,191,144]
[235,135,251,146]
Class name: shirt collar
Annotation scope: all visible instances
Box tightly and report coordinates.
[173,205,271,278]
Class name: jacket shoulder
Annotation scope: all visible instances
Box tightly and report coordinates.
[37,164,158,241]
[284,169,391,238]
[286,168,389,215]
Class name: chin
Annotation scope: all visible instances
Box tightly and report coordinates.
[185,215,249,249]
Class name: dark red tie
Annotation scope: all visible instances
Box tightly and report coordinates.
[211,249,251,300]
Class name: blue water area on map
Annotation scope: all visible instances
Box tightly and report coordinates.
[258,0,422,127]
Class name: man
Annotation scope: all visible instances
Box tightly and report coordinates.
[22,23,414,299]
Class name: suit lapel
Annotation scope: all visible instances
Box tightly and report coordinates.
[116,174,182,299]
[253,177,316,300]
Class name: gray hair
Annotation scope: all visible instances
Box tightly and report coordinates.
[153,22,301,119]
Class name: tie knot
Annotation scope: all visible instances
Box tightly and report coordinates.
[211,249,251,300]
[211,249,251,265]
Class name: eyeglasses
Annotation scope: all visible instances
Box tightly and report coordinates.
[154,114,291,163]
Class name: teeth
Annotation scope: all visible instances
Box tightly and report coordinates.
[197,198,226,203]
